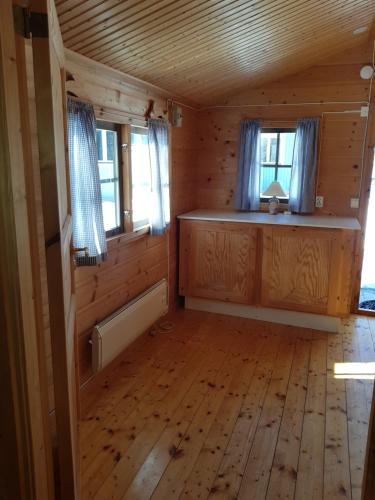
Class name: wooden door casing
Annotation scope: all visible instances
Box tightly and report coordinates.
[30,0,78,497]
[179,220,257,304]
[261,226,354,316]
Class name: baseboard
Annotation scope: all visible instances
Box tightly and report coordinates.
[185,297,341,333]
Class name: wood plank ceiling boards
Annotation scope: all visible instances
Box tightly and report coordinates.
[56,0,374,105]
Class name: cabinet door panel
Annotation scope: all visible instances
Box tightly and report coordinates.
[261,226,336,314]
[179,221,257,304]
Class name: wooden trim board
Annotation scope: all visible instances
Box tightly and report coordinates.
[185,297,341,333]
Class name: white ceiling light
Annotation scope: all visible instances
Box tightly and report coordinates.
[353,26,368,35]
[360,65,374,80]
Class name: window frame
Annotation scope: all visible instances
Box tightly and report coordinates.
[95,120,152,240]
[129,125,152,231]
[260,127,296,204]
[96,120,124,238]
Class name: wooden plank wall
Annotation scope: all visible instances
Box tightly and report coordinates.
[195,42,373,217]
[169,106,199,310]
[66,51,198,384]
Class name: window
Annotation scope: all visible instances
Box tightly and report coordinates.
[260,128,296,201]
[130,127,152,230]
[96,122,122,237]
[95,121,152,238]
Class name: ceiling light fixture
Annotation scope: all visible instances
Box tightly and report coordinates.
[353,26,368,35]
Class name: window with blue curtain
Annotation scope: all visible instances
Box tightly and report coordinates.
[148,118,170,235]
[67,97,107,266]
[289,117,320,214]
[235,118,319,212]
[235,119,262,211]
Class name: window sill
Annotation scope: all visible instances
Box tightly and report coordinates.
[106,225,150,245]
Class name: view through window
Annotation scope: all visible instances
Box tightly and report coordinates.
[130,126,152,230]
[260,129,296,199]
[96,123,121,236]
[359,151,375,310]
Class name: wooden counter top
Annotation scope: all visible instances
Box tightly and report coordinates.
[177,209,361,231]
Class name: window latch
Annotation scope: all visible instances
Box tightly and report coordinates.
[121,143,128,152]
[123,209,132,217]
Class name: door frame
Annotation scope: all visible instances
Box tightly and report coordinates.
[0,1,54,498]
[29,0,79,497]
[351,103,375,315]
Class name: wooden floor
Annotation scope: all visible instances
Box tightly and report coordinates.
[80,310,375,500]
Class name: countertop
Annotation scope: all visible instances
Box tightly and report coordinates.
[177,209,361,230]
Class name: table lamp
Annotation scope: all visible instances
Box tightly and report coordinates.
[263,181,287,214]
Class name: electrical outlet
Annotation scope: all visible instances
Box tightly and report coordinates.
[350,198,359,209]
[315,196,324,208]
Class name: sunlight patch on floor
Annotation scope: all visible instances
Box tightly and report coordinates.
[334,362,375,380]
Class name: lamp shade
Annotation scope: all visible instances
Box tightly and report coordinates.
[263,181,287,198]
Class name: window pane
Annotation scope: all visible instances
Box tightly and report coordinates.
[100,181,120,232]
[276,168,292,196]
[96,130,103,161]
[278,132,295,165]
[98,161,116,181]
[260,166,276,194]
[261,133,277,164]
[131,126,151,229]
[106,130,115,161]
[96,127,120,232]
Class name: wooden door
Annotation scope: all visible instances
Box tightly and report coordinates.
[261,225,353,316]
[179,220,258,304]
[25,0,78,497]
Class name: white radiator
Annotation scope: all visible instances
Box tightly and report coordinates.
[91,279,168,373]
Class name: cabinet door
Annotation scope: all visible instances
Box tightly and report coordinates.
[179,220,258,304]
[261,226,340,314]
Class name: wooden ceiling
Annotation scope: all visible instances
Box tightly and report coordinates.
[56,0,374,105]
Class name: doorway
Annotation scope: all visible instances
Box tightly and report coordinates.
[359,150,375,311]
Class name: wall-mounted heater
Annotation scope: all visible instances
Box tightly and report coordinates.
[91,279,168,373]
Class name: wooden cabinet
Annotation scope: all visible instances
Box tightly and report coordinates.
[261,226,353,316]
[179,220,258,304]
[179,219,355,317]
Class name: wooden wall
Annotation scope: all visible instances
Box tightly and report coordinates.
[195,42,373,217]
[169,107,199,309]
[66,51,198,384]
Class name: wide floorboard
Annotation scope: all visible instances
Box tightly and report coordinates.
[80,310,375,499]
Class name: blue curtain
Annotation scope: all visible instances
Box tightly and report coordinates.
[235,119,262,211]
[289,117,320,214]
[148,118,170,235]
[67,97,107,266]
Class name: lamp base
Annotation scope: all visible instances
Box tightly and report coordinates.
[268,196,279,215]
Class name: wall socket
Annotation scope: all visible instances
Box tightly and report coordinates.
[315,196,324,208]
[350,198,359,209]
